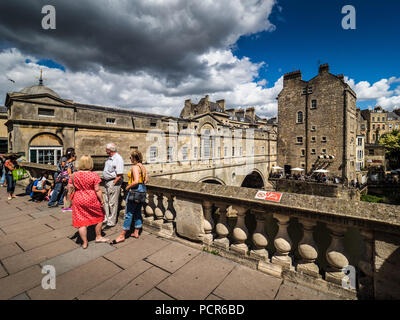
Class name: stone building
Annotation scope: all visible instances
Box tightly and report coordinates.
[3,79,277,187]
[0,106,7,154]
[364,143,386,170]
[277,64,357,182]
[360,106,400,143]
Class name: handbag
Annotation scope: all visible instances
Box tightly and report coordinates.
[12,168,26,181]
[127,166,146,203]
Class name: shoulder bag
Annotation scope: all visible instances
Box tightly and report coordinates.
[127,165,146,203]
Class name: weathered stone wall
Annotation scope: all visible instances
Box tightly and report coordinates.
[374,232,400,299]
[277,65,357,181]
[271,179,360,200]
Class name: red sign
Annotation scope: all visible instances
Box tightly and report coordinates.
[255,191,283,202]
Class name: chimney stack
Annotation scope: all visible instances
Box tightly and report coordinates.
[236,108,245,119]
[216,99,225,111]
[283,70,302,87]
[245,107,255,122]
[319,63,329,74]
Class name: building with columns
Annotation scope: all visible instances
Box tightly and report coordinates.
[2,76,277,188]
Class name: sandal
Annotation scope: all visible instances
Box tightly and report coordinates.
[110,237,125,245]
[82,243,88,249]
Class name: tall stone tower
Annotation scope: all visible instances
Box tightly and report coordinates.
[277,64,357,182]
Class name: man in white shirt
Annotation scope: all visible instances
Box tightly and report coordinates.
[103,143,124,228]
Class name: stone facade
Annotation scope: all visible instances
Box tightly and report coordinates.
[3,83,277,187]
[0,106,7,153]
[365,143,386,170]
[360,106,400,144]
[277,64,357,182]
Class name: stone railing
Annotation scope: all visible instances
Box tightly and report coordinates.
[20,162,400,300]
[144,177,400,300]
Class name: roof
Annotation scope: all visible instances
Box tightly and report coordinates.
[74,103,182,121]
[19,85,60,98]
[0,106,7,114]
[387,112,400,121]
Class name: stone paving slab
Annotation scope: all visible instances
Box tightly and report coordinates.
[0,207,23,217]
[44,217,73,230]
[10,292,31,300]
[0,242,23,260]
[40,242,116,276]
[145,242,201,273]
[2,238,78,274]
[157,252,236,300]
[206,294,223,300]
[0,215,33,228]
[17,225,76,251]
[78,260,152,300]
[139,288,174,300]
[213,265,282,300]
[0,265,43,300]
[275,281,339,300]
[0,224,53,245]
[29,208,61,219]
[1,215,58,234]
[104,234,170,269]
[28,257,122,300]
[0,263,8,278]
[112,266,170,300]
[0,211,28,222]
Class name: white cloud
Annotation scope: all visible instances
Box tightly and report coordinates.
[345,76,400,110]
[0,47,282,118]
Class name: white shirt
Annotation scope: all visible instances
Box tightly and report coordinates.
[103,153,124,180]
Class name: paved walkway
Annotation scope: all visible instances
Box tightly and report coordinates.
[0,185,340,300]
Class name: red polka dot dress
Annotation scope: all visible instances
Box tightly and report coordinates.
[68,171,104,228]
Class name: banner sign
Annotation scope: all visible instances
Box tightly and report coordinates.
[255,191,283,202]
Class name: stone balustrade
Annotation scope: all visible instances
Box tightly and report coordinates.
[20,162,400,299]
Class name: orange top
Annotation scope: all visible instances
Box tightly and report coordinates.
[128,165,146,184]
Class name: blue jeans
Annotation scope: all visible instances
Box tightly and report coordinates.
[6,174,15,194]
[0,169,5,184]
[123,195,143,231]
[48,182,64,206]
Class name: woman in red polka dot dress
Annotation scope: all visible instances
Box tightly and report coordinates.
[68,155,109,248]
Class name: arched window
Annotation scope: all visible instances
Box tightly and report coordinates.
[297,111,303,123]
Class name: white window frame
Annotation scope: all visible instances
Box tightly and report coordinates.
[29,146,63,166]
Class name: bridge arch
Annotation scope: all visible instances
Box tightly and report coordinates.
[241,170,265,189]
[199,176,226,185]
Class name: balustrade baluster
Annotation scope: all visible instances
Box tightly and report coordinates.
[297,218,320,277]
[325,224,352,287]
[250,210,268,261]
[144,191,156,222]
[153,193,165,230]
[214,204,230,250]
[271,213,293,269]
[202,201,214,245]
[230,206,249,255]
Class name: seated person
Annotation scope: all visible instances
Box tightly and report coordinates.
[31,172,52,202]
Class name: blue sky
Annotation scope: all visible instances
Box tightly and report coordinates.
[235,0,400,110]
[0,0,399,116]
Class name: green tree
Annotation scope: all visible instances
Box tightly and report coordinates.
[379,130,400,168]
